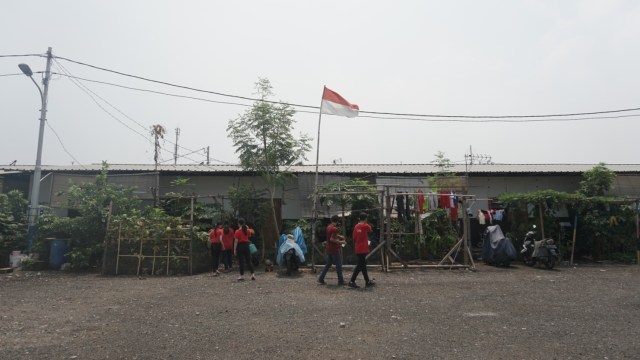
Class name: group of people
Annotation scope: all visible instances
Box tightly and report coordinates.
[208,218,256,281]
[208,212,376,288]
[318,212,376,288]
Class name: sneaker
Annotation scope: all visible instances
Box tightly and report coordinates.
[365,280,376,288]
[348,281,360,289]
[251,274,256,281]
[317,279,326,285]
[338,281,345,286]
[237,276,245,281]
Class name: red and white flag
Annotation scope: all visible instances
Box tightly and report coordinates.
[320,86,359,118]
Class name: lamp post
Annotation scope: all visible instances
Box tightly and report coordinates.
[20,47,53,253]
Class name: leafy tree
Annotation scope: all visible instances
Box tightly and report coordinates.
[578,162,616,197]
[0,190,28,265]
[318,179,378,236]
[227,78,312,259]
[429,151,459,190]
[38,162,140,270]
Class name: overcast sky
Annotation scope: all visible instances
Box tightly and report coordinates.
[2,1,639,167]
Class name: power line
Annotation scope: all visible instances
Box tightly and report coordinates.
[50,72,640,124]
[45,122,87,169]
[54,60,231,165]
[53,55,318,110]
[51,72,254,109]
[357,113,640,123]
[53,54,640,120]
[0,54,45,58]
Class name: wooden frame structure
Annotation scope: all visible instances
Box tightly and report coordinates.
[311,185,476,272]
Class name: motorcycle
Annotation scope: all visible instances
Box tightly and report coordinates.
[521,225,558,269]
[283,248,300,276]
[276,234,306,276]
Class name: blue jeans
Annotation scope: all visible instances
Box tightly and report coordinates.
[319,253,344,283]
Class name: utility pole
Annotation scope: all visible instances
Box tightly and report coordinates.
[22,47,53,253]
[174,127,180,165]
[206,146,210,165]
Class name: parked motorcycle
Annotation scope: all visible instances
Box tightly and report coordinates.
[521,225,558,269]
[276,234,306,276]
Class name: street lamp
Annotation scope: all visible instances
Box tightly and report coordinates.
[19,47,53,253]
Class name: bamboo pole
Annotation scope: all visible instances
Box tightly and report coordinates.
[115,224,122,275]
[101,201,113,275]
[190,197,194,276]
[538,203,545,239]
[570,214,578,265]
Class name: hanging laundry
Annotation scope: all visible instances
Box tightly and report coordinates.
[478,209,485,225]
[396,194,405,222]
[439,190,450,208]
[494,209,504,221]
[428,191,438,210]
[417,190,425,214]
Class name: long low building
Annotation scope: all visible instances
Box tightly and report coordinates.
[2,163,639,221]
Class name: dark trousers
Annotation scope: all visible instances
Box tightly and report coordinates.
[210,243,222,272]
[236,242,254,276]
[350,254,369,283]
[222,250,233,270]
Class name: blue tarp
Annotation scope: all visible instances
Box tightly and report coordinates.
[276,226,307,266]
[276,240,305,266]
[293,226,308,254]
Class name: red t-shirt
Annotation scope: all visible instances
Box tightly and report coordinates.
[352,222,372,254]
[221,228,234,249]
[209,228,222,244]
[234,228,252,243]
[325,224,340,255]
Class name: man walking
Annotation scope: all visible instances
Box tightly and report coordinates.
[318,215,346,286]
[349,212,375,288]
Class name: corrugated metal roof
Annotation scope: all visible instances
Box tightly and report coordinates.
[1,163,640,175]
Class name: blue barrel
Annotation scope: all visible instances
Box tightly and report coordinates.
[49,239,69,270]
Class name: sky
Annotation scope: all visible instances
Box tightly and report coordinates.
[1,0,640,167]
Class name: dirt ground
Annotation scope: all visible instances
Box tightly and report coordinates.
[1,262,639,360]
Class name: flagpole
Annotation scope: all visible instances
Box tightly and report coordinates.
[310,86,325,272]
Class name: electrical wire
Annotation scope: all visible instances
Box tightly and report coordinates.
[53,60,231,165]
[45,122,87,169]
[0,54,45,58]
[51,72,254,109]
[53,54,640,120]
[357,113,640,123]
[53,55,318,110]
[49,72,640,124]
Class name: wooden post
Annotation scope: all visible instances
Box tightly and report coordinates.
[115,224,122,275]
[462,198,469,266]
[101,201,113,275]
[190,196,194,276]
[385,187,392,272]
[570,214,577,265]
[538,203,545,239]
[636,201,639,266]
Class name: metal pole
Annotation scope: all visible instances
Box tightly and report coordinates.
[26,47,53,253]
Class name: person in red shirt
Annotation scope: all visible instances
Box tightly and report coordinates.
[233,218,255,281]
[220,221,235,271]
[349,213,375,288]
[209,223,224,276]
[317,215,346,285]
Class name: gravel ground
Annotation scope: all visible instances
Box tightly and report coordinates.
[1,263,639,360]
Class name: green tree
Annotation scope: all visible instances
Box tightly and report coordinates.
[227,78,312,259]
[39,162,140,269]
[429,151,458,190]
[0,190,28,265]
[578,162,616,197]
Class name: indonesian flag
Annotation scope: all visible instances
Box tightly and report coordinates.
[321,86,359,118]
